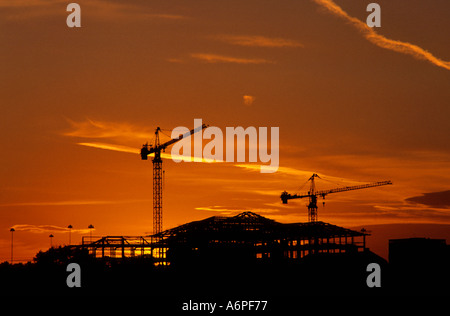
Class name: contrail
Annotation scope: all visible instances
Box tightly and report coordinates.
[312,0,450,71]
[78,142,221,163]
[78,142,138,154]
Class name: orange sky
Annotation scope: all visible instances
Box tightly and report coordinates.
[1,0,450,262]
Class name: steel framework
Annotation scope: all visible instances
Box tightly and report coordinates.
[78,212,369,266]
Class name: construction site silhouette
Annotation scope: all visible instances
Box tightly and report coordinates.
[1,211,448,296]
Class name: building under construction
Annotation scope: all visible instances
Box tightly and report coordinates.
[79,211,369,265]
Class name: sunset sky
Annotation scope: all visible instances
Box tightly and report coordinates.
[1,0,449,262]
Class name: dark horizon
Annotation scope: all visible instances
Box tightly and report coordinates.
[1,211,448,296]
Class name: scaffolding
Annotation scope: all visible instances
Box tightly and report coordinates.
[79,236,167,263]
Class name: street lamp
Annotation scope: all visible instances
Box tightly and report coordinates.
[68,225,73,245]
[88,224,94,242]
[10,228,15,264]
[49,234,54,248]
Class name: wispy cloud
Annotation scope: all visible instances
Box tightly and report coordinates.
[166,58,185,64]
[235,164,311,177]
[143,13,187,20]
[372,203,450,223]
[190,53,273,64]
[77,142,139,154]
[234,164,342,181]
[195,205,281,216]
[77,141,222,163]
[195,205,246,215]
[0,0,188,21]
[312,0,450,71]
[11,224,91,234]
[217,35,303,48]
[243,95,255,106]
[64,118,226,163]
[405,190,450,209]
[88,2,189,21]
[64,118,153,142]
[1,199,151,207]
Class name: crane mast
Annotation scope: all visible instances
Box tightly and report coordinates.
[141,124,207,238]
[152,128,163,236]
[281,173,392,222]
[308,173,319,222]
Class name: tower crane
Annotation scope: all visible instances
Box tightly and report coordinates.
[281,173,392,222]
[140,124,207,235]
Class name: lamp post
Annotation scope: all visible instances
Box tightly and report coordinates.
[10,228,15,264]
[68,225,73,245]
[49,234,54,248]
[88,224,94,242]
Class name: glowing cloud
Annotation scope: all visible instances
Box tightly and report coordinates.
[195,205,281,216]
[195,205,244,215]
[11,224,91,234]
[78,142,139,154]
[64,119,153,141]
[77,142,222,163]
[312,0,450,71]
[218,35,303,48]
[191,53,272,64]
[234,164,313,177]
[243,95,255,106]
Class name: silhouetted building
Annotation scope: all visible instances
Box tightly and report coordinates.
[80,212,370,265]
[158,211,369,266]
[389,238,447,265]
[389,238,449,294]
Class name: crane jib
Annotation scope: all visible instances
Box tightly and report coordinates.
[316,180,393,196]
[280,175,392,222]
[159,124,208,150]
